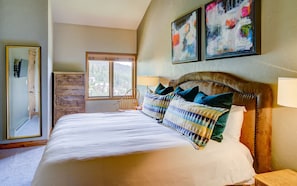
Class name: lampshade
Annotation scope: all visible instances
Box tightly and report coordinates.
[159,77,170,86]
[277,77,297,108]
[137,76,160,86]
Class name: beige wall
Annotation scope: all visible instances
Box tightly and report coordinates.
[53,23,137,112]
[137,0,297,171]
[53,23,137,71]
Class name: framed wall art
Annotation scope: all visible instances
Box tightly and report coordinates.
[205,0,261,60]
[171,8,201,64]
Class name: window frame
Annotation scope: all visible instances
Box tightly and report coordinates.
[86,52,136,100]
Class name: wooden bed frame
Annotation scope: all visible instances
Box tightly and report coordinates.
[169,71,272,173]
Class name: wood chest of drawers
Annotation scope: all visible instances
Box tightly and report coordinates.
[254,169,297,186]
[53,72,85,126]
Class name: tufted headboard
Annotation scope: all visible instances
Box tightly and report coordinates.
[169,71,272,173]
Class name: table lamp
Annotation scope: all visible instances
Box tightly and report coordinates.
[277,77,297,108]
[137,76,160,88]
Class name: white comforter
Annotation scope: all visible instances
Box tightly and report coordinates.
[32,110,255,186]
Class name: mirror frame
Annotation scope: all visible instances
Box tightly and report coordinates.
[5,45,42,139]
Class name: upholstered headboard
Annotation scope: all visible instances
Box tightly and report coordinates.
[169,71,272,173]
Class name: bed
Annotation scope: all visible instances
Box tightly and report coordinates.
[32,71,272,186]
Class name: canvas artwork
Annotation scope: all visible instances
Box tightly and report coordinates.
[205,0,261,60]
[171,8,201,64]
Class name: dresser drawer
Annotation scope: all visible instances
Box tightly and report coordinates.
[54,107,85,114]
[55,74,84,86]
[55,86,85,96]
[54,95,85,107]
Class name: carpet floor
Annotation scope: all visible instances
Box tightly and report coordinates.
[0,146,45,186]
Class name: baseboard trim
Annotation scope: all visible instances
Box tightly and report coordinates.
[0,140,47,149]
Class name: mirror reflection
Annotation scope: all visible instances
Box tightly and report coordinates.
[6,45,41,139]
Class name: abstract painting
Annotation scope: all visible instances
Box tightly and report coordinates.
[171,8,201,63]
[205,0,261,60]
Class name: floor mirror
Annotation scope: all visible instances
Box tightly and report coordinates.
[6,45,41,139]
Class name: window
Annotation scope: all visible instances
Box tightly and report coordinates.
[86,52,136,100]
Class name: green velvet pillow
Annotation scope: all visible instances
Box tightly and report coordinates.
[154,83,174,95]
[174,86,199,101]
[193,91,234,142]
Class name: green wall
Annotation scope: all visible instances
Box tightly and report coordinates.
[0,0,52,143]
[137,0,297,171]
[138,0,297,82]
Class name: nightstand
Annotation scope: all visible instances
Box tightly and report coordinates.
[254,169,297,186]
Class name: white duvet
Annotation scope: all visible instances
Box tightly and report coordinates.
[32,110,255,186]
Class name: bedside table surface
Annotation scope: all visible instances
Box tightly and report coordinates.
[255,169,297,186]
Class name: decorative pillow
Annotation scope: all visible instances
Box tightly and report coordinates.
[193,92,233,142]
[142,91,175,120]
[162,97,229,149]
[154,83,174,95]
[223,105,246,141]
[174,86,199,101]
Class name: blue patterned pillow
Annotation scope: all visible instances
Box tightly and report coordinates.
[162,97,229,148]
[142,92,175,120]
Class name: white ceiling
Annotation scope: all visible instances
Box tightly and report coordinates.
[51,0,151,30]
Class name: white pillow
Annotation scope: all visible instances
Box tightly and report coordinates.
[223,105,246,141]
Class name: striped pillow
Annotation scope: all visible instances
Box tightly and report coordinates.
[162,97,229,148]
[142,92,175,120]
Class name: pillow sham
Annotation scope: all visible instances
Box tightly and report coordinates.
[162,97,229,149]
[194,91,233,142]
[174,86,199,101]
[154,83,174,95]
[142,91,175,120]
[223,105,246,141]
